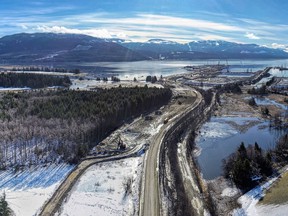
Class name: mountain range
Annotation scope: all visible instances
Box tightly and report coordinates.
[0,33,287,63]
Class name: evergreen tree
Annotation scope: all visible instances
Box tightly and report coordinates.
[0,193,13,216]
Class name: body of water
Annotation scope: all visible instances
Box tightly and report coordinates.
[196,116,285,180]
[63,59,288,80]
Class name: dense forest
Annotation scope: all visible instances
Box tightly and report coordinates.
[0,87,172,168]
[0,73,71,88]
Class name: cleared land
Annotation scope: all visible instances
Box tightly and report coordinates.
[260,171,288,205]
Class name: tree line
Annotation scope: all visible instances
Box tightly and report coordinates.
[247,85,267,95]
[0,73,71,88]
[223,142,272,190]
[223,133,288,190]
[30,87,171,120]
[11,66,80,74]
[0,86,172,167]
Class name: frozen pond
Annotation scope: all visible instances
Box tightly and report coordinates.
[196,117,285,180]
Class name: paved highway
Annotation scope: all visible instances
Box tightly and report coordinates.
[139,88,202,216]
[39,85,203,216]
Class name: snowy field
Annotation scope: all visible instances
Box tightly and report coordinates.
[0,87,31,91]
[232,175,288,216]
[70,78,163,90]
[59,157,143,216]
[0,164,74,216]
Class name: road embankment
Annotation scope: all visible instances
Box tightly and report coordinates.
[159,90,217,216]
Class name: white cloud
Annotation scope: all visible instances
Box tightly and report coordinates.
[245,32,260,40]
[270,43,286,49]
[239,18,288,32]
[270,43,288,52]
[74,13,243,32]
[20,24,28,30]
[34,25,232,43]
[39,13,244,42]
[1,10,287,44]
[194,34,235,42]
[35,25,122,39]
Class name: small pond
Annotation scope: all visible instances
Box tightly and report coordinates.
[196,116,286,180]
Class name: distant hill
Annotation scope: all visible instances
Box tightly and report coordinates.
[0,33,147,63]
[0,33,287,63]
[119,39,288,60]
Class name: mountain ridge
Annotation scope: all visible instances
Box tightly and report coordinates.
[0,33,287,62]
[118,38,288,60]
[0,33,147,63]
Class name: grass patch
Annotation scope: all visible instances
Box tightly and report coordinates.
[260,172,288,205]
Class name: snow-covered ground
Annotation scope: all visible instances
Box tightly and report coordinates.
[0,87,31,91]
[0,164,74,216]
[70,78,163,90]
[59,157,143,216]
[221,187,239,197]
[251,203,288,216]
[14,71,75,76]
[232,176,286,216]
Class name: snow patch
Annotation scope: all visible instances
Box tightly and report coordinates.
[221,187,239,197]
[59,157,142,216]
[233,177,278,216]
[199,121,237,139]
[0,164,74,216]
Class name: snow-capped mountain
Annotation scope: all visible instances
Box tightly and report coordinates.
[0,33,147,63]
[146,39,178,44]
[0,33,287,63]
[119,39,288,60]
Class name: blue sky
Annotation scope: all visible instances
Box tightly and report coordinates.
[1,0,287,49]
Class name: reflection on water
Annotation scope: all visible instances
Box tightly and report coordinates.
[61,59,288,80]
[196,116,286,180]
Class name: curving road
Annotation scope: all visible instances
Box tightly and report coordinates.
[139,87,203,216]
[39,85,203,216]
[39,146,142,216]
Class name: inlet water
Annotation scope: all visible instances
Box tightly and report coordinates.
[55,59,288,79]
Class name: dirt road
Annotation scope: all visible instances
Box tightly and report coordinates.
[139,87,202,216]
[39,147,141,216]
[40,84,202,216]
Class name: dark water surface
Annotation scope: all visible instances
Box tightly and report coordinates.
[196,116,286,180]
[60,59,288,79]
